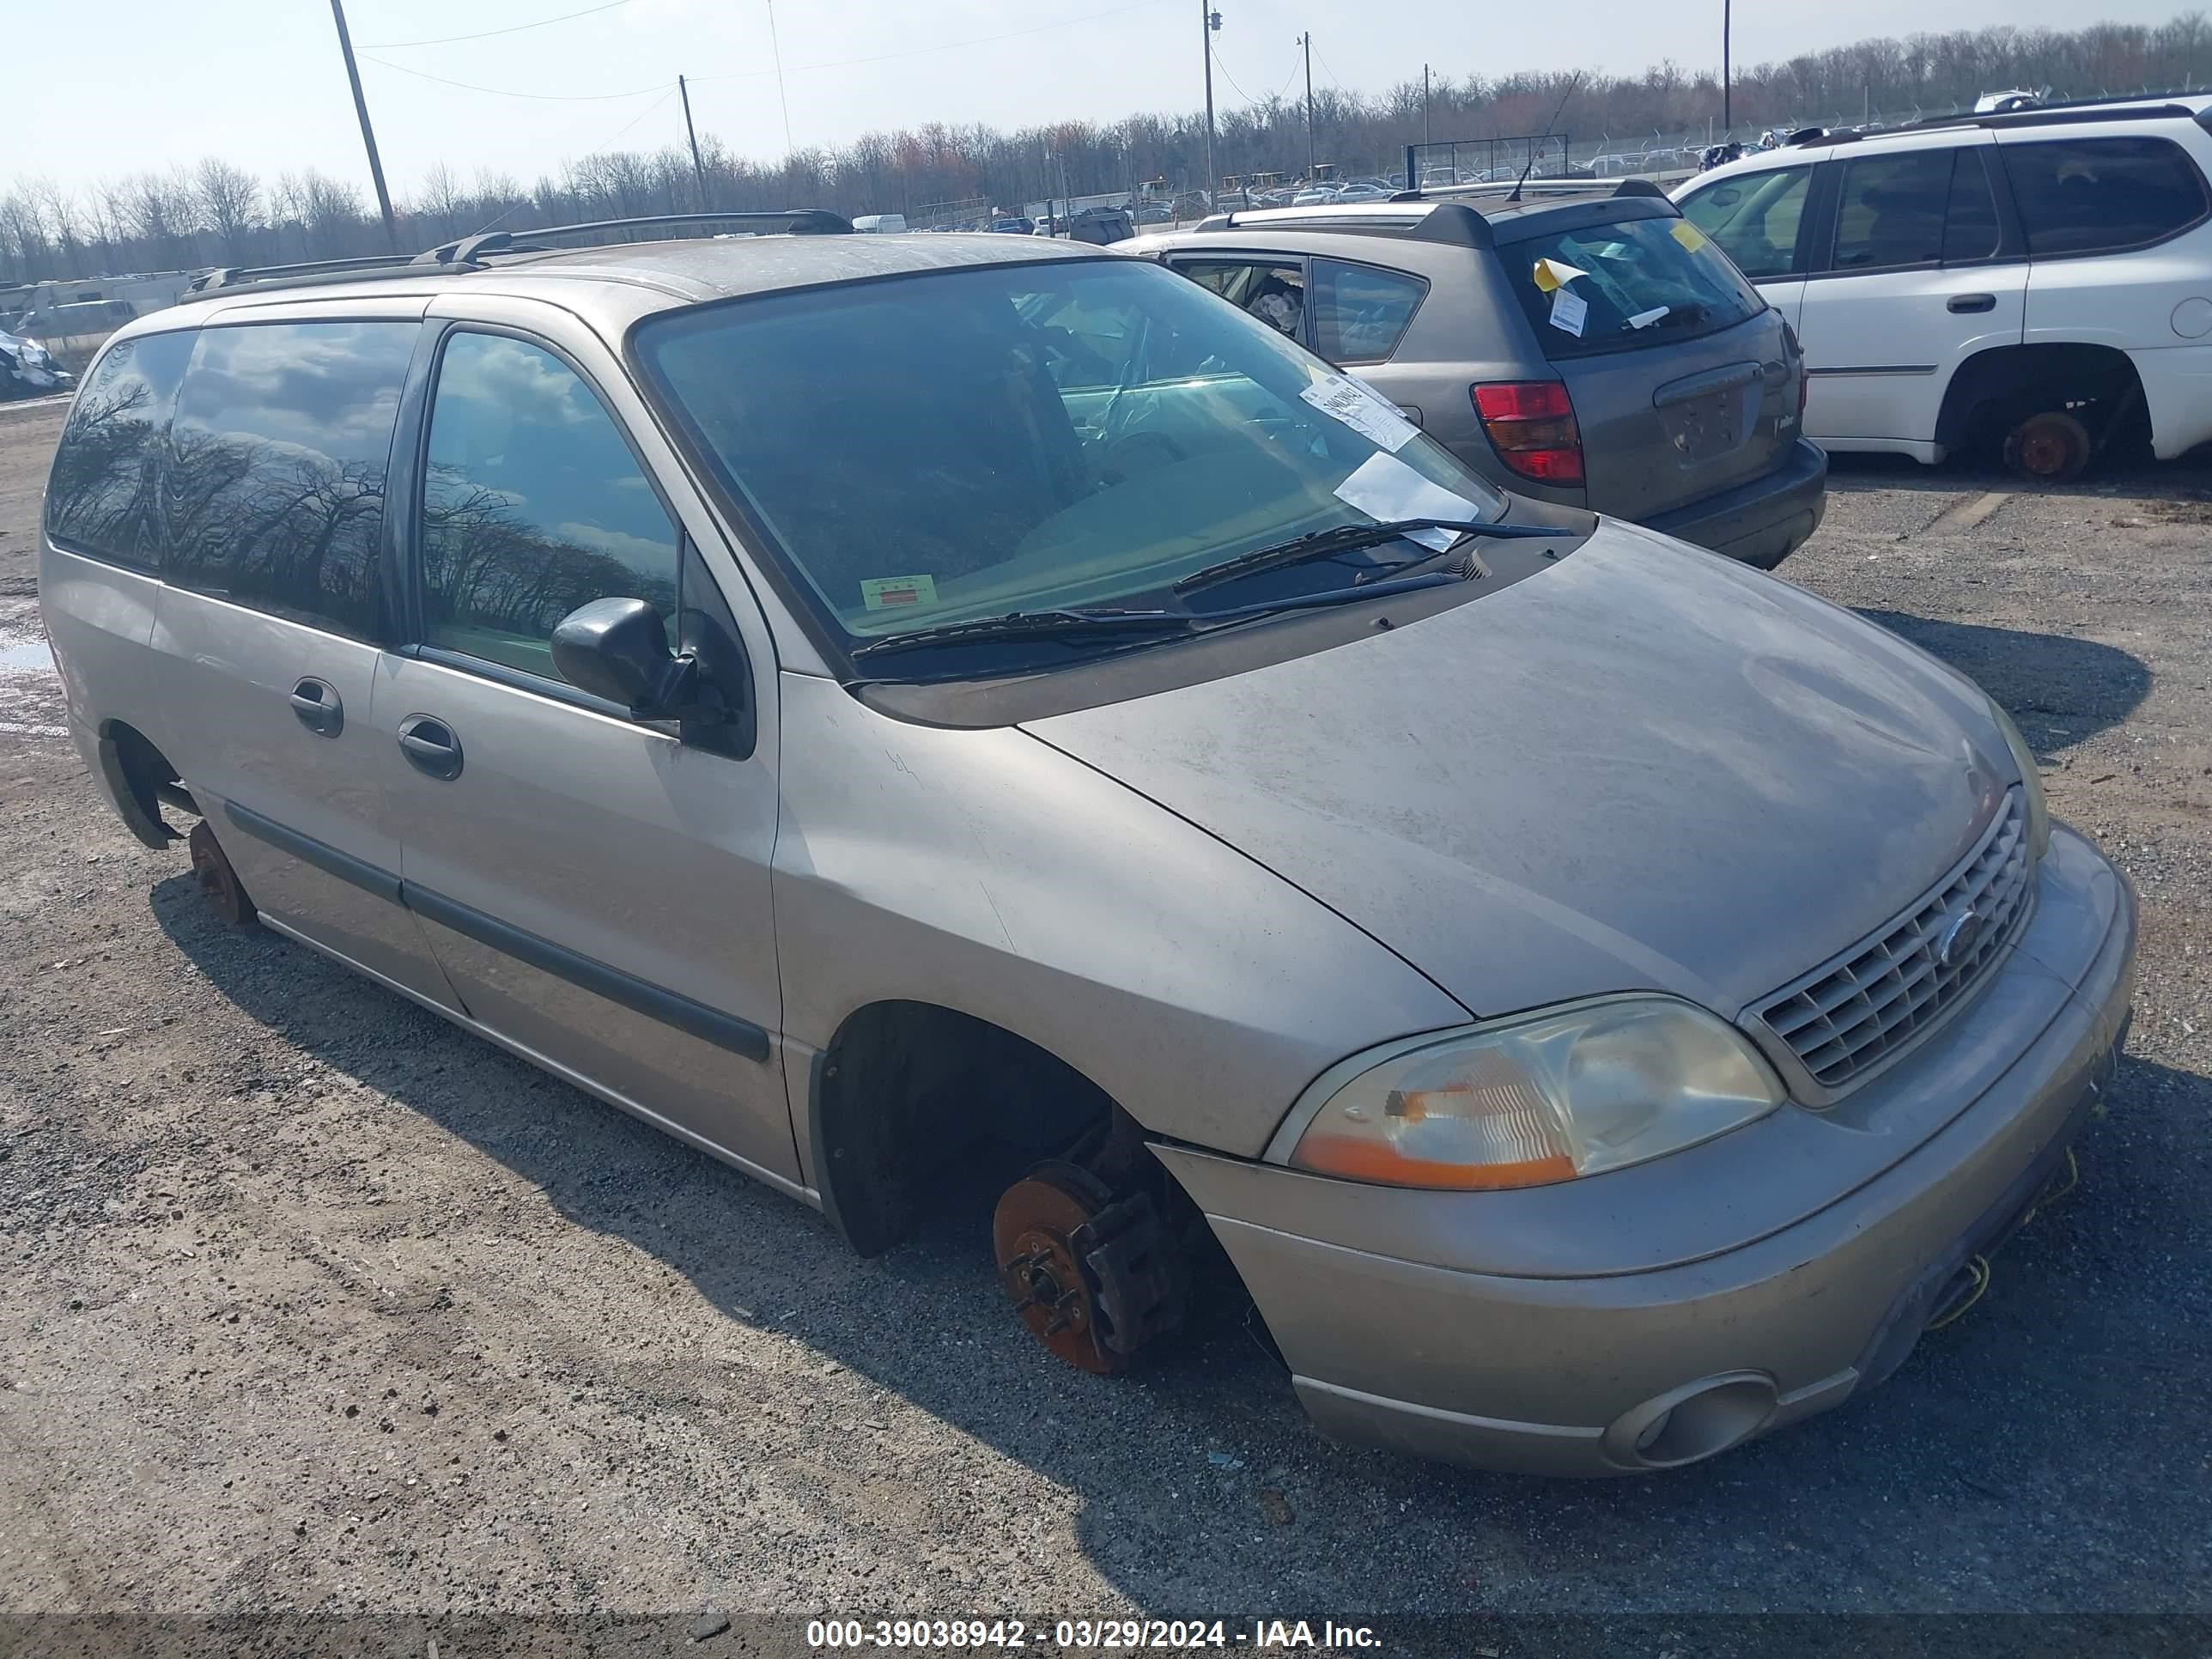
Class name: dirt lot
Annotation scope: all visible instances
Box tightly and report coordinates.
[2,394,2209,1648]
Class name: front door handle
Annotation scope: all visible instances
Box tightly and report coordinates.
[397,714,463,781]
[1948,293,1996,313]
[289,678,343,738]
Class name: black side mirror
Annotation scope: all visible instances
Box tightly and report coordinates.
[550,597,720,723]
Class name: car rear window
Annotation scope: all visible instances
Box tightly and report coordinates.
[2000,136,2209,254]
[1502,215,1766,361]
[45,330,196,574]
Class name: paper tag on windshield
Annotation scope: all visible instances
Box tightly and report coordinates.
[1331,453,1480,550]
[1549,288,1589,337]
[1531,258,1589,294]
[860,574,939,611]
[1300,373,1419,453]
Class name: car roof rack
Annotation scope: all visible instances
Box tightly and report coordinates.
[417,209,853,267]
[183,209,854,300]
[1190,199,1498,248]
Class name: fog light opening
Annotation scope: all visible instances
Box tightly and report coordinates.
[1608,1373,1779,1470]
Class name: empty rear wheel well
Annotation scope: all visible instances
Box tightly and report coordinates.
[1936,342,2145,455]
[811,1001,1117,1256]
[95,720,185,848]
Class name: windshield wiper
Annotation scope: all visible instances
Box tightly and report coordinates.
[847,605,1195,662]
[1172,517,1567,596]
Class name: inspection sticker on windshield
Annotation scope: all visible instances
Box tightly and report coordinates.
[1300,373,1419,453]
[1549,288,1589,337]
[860,574,939,611]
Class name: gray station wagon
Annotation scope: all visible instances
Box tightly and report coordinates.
[1127,185,1829,568]
[40,212,2134,1474]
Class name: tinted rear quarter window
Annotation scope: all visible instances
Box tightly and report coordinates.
[166,321,417,640]
[2002,136,2209,253]
[1310,258,1427,362]
[1502,216,1766,360]
[45,330,195,573]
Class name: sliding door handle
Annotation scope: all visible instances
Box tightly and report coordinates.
[289,678,343,738]
[1948,293,1996,313]
[397,714,464,781]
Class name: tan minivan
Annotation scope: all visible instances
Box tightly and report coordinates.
[41,213,2134,1474]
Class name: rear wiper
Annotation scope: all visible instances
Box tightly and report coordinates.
[847,605,1194,662]
[1172,517,1566,596]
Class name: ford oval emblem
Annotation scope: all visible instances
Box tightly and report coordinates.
[1936,908,1984,969]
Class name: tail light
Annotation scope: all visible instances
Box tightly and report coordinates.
[1472,380,1583,486]
[1783,319,1808,418]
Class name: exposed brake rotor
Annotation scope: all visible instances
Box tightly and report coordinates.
[993,1159,1185,1376]
[187,820,256,927]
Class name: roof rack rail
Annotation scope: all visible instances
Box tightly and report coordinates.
[180,209,854,302]
[418,208,853,267]
[1887,92,2198,138]
[185,253,436,296]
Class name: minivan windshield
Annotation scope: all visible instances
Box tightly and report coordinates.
[633,257,1508,653]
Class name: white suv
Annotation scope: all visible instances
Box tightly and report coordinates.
[1674,94,2212,479]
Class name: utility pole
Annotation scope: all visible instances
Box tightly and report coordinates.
[679,75,710,210]
[1200,2,1219,205]
[1423,64,1432,149]
[328,0,398,252]
[1722,0,1732,132]
[1299,33,1316,180]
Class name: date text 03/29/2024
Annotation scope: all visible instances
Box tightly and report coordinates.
[808,1620,1383,1650]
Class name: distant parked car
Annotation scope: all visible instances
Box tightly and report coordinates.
[1127,186,1826,568]
[989,217,1035,235]
[15,298,136,357]
[851,214,909,234]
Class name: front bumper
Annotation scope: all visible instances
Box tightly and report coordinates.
[1154,823,2136,1475]
[1642,435,1828,569]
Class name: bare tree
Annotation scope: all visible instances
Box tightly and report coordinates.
[195,159,262,263]
[417,162,465,240]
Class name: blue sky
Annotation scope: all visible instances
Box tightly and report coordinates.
[15,0,2190,200]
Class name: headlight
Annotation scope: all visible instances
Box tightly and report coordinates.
[1285,996,1785,1191]
[1989,698,2051,860]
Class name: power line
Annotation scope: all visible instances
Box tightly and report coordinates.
[1208,43,1262,106]
[461,82,678,240]
[360,0,630,51]
[359,52,668,100]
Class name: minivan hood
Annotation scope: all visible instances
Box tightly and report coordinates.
[1024,526,2014,1019]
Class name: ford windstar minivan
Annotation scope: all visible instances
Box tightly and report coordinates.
[40,212,2135,1474]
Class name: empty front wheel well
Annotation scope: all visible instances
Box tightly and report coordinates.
[1936,342,2145,456]
[95,720,187,848]
[811,1000,1117,1256]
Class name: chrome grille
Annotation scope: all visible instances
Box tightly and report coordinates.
[1752,792,2033,1094]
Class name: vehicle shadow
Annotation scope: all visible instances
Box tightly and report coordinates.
[1854,609,2152,758]
[1824,447,2212,503]
[151,877,2209,1615]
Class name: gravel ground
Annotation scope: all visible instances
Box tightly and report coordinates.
[1,397,2208,1646]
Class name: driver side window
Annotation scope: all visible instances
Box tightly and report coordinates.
[1680,166,1813,281]
[419,331,678,684]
